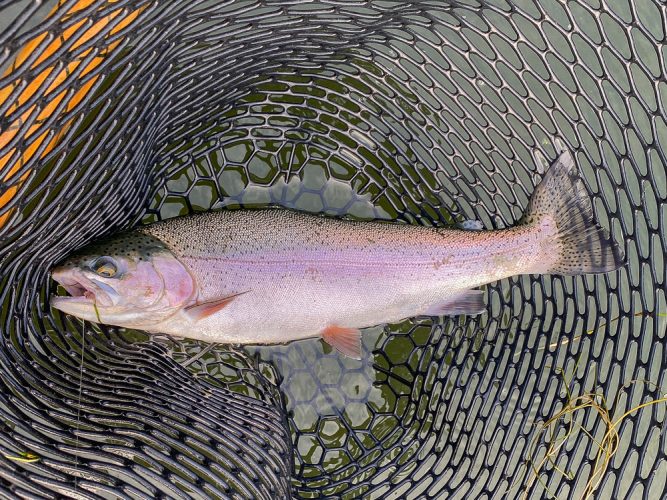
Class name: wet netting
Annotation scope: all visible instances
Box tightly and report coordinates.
[0,0,665,498]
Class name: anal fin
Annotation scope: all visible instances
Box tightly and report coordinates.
[321,325,362,360]
[424,289,486,316]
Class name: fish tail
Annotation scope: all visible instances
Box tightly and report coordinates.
[521,150,625,275]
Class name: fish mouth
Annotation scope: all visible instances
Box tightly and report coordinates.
[60,280,95,302]
[50,268,118,311]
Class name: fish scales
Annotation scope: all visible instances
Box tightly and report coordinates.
[139,209,537,343]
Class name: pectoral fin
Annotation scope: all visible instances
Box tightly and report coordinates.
[185,291,249,321]
[321,325,362,360]
[424,289,486,316]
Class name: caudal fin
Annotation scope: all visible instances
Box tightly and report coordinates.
[522,150,624,275]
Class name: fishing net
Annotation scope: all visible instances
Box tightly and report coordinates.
[1,0,665,498]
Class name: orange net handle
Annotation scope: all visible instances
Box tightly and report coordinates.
[0,0,145,228]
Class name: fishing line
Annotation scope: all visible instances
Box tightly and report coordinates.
[73,317,86,491]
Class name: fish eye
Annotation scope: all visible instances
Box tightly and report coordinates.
[92,257,118,278]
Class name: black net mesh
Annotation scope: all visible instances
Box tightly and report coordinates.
[1,1,665,498]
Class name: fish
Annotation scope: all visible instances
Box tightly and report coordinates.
[50,151,624,359]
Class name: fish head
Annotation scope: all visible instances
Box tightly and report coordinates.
[50,230,196,328]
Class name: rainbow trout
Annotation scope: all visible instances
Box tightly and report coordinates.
[51,151,624,358]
